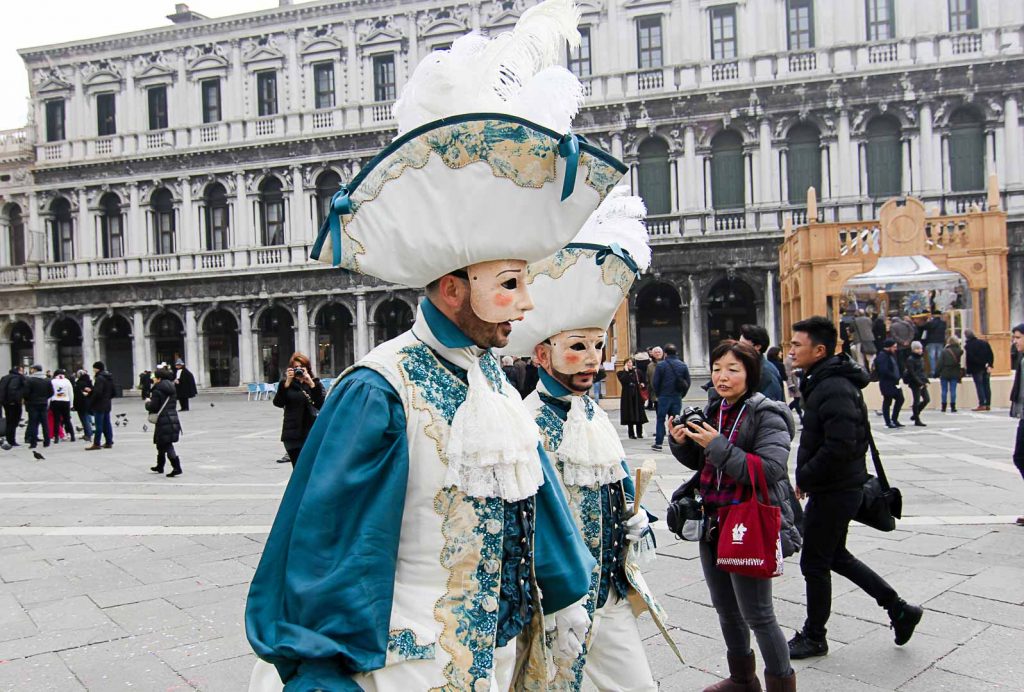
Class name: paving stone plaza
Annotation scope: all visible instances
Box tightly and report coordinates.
[0,391,1020,691]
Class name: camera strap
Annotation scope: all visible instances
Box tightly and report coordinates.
[715,402,748,491]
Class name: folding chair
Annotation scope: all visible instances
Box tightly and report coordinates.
[246,383,259,401]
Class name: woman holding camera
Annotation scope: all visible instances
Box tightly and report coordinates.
[146,368,183,477]
[669,340,799,692]
[273,352,326,467]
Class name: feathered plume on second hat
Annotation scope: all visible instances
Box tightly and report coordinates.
[310,0,627,288]
[501,187,651,356]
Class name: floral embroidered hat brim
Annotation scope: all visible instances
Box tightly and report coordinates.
[309,0,626,287]
[500,187,652,357]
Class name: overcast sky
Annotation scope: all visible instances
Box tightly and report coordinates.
[0,1,282,131]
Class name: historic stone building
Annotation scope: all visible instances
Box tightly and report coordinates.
[1,0,1023,387]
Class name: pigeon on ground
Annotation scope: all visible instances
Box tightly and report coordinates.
[210,403,215,407]
[0,441,10,451]
[32,450,45,460]
[142,424,148,432]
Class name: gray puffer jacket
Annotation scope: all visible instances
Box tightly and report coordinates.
[670,391,803,556]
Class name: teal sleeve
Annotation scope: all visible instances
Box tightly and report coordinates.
[533,444,598,612]
[245,368,408,690]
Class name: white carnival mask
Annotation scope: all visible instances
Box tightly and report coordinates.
[466,259,535,324]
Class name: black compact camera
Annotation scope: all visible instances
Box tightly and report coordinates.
[672,405,708,429]
[292,367,305,378]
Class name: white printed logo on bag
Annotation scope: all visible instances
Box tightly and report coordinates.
[731,522,747,545]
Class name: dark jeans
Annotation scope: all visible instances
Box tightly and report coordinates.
[971,371,991,407]
[92,411,113,446]
[2,403,21,445]
[655,396,682,446]
[882,388,905,426]
[77,411,93,439]
[800,489,899,640]
[285,443,304,468]
[1014,419,1024,481]
[26,404,49,447]
[911,385,930,420]
[50,402,74,442]
[700,540,792,677]
[155,442,180,472]
[627,424,644,438]
[940,378,958,407]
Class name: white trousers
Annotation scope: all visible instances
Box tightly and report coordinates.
[248,641,516,692]
[581,592,657,692]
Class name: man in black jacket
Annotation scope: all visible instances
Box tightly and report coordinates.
[85,361,115,450]
[1,366,26,447]
[787,317,922,659]
[964,329,994,410]
[23,364,54,449]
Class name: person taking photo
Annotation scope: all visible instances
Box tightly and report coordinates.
[273,352,326,467]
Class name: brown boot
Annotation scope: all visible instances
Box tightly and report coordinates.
[765,671,796,692]
[703,651,763,692]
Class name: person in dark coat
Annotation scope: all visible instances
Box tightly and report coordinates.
[1,366,26,447]
[616,357,648,439]
[739,324,785,402]
[23,364,54,449]
[173,360,197,411]
[923,313,947,377]
[964,329,994,410]
[72,370,93,441]
[145,369,183,477]
[500,356,521,393]
[273,352,326,467]
[937,335,964,413]
[875,339,905,428]
[85,361,114,449]
[520,358,539,396]
[787,317,922,660]
[139,370,153,400]
[903,341,930,427]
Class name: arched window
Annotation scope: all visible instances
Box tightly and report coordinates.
[259,176,285,246]
[204,183,229,251]
[711,130,745,210]
[948,107,985,192]
[786,123,822,204]
[315,170,341,228]
[152,188,176,255]
[866,116,902,199]
[637,138,670,215]
[49,197,74,262]
[99,193,124,259]
[374,298,413,344]
[5,204,25,265]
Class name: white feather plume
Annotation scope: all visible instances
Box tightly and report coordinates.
[394,0,584,134]
[572,187,652,272]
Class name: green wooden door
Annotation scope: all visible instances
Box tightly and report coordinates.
[711,131,744,209]
[787,124,822,204]
[638,139,671,215]
[949,121,985,192]
[866,117,902,198]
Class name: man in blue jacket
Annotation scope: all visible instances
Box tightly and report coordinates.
[740,323,785,401]
[651,344,690,451]
[875,339,905,428]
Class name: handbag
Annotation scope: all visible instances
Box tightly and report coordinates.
[854,422,903,532]
[666,471,703,542]
[299,388,320,419]
[715,456,784,579]
[147,395,170,425]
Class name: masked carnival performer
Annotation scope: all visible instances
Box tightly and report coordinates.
[501,190,671,691]
[245,2,631,690]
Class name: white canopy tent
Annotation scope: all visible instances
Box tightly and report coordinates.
[845,255,964,292]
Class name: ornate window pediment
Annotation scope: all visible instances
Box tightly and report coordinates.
[300,25,346,61]
[577,0,605,18]
[623,0,673,11]
[417,6,471,38]
[358,16,406,49]
[134,53,176,86]
[483,0,525,33]
[243,35,286,67]
[34,68,72,95]
[186,44,230,79]
[82,60,123,92]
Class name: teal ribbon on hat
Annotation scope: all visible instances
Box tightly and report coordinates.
[595,242,641,278]
[327,188,352,266]
[557,133,580,201]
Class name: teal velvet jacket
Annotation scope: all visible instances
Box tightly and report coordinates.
[245,300,595,691]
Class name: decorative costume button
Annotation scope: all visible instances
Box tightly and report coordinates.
[485,519,502,534]
[590,536,601,548]
[474,679,490,692]
[484,560,500,574]
[482,596,498,612]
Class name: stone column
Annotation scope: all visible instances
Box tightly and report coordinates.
[743,150,755,206]
[197,330,209,389]
[778,148,790,204]
[290,165,307,244]
[27,191,44,264]
[0,334,10,374]
[858,143,869,198]
[919,102,935,193]
[1005,93,1021,185]
[238,303,255,383]
[81,312,96,372]
[178,177,196,253]
[836,110,852,199]
[683,126,697,210]
[901,137,912,195]
[986,129,997,176]
[765,270,778,345]
[184,305,199,383]
[687,275,705,369]
[128,183,142,258]
[77,189,94,260]
[940,135,951,193]
[758,119,773,205]
[44,336,59,371]
[296,299,310,355]
[354,291,369,359]
[32,314,46,366]
[132,310,149,376]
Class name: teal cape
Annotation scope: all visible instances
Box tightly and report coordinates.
[245,299,595,691]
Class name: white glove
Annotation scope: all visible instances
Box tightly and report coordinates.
[545,600,591,660]
[624,510,649,543]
